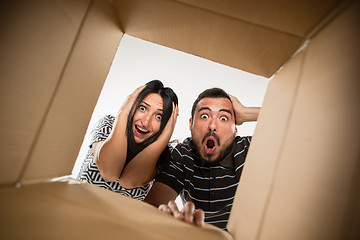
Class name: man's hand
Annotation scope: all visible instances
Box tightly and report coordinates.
[229,94,260,125]
[158,201,204,227]
[229,94,246,125]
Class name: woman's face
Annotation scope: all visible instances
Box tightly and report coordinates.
[132,93,164,143]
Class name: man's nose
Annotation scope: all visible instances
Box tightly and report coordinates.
[208,118,217,132]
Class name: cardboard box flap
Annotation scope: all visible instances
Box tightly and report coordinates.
[228,0,360,238]
[0,181,232,239]
[0,0,90,186]
[177,0,343,37]
[0,0,123,186]
[228,50,306,239]
[19,0,123,184]
[0,183,232,240]
[113,0,344,77]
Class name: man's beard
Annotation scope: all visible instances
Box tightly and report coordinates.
[202,131,220,146]
[194,131,234,165]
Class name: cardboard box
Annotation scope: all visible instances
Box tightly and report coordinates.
[0,0,358,239]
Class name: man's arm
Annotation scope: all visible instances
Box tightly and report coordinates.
[144,182,178,207]
[144,182,205,227]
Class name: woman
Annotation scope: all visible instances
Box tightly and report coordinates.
[77,80,178,200]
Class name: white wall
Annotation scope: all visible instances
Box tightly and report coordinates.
[72,34,269,177]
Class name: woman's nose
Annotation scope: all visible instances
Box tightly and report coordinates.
[142,113,152,127]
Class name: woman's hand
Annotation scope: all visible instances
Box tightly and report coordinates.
[158,103,179,142]
[119,85,145,115]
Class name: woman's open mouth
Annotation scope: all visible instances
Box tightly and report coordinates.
[134,124,150,137]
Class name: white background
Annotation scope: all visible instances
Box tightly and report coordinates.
[72,34,270,177]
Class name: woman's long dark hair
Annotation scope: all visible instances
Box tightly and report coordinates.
[125,80,178,167]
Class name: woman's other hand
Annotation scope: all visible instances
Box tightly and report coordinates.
[120,85,145,114]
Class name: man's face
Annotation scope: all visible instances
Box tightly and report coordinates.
[190,97,237,163]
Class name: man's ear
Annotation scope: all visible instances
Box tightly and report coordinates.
[189,118,193,131]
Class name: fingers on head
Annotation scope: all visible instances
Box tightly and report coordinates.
[172,104,179,118]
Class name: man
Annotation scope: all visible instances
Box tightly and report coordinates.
[144,88,260,230]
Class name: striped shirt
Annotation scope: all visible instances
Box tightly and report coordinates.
[156,136,252,230]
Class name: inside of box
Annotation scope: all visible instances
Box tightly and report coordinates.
[0,0,347,187]
[0,0,359,239]
[0,0,123,186]
[71,34,270,179]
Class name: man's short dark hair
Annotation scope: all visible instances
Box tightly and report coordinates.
[191,88,231,119]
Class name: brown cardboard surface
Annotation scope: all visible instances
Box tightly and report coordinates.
[177,0,342,37]
[227,50,306,239]
[0,0,91,186]
[344,160,360,240]
[0,0,352,187]
[20,0,123,183]
[228,1,359,239]
[0,0,359,239]
[0,0,122,186]
[0,182,232,240]
[113,0,304,77]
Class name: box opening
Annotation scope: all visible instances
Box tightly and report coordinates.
[71,34,270,178]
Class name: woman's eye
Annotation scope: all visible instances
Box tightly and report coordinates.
[139,105,146,111]
[155,114,162,120]
[220,116,228,121]
[200,114,208,119]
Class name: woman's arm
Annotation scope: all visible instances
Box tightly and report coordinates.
[94,86,144,182]
[118,104,179,188]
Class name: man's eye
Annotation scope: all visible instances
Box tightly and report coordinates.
[200,114,208,119]
[220,116,228,121]
[156,114,162,120]
[139,105,146,111]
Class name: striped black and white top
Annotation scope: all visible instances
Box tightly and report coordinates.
[156,136,251,230]
[77,115,152,201]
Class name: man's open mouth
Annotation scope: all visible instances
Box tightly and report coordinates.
[206,139,215,149]
[204,138,216,154]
